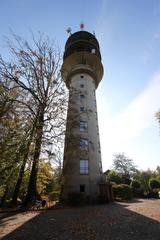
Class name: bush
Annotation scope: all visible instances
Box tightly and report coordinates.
[48,191,60,201]
[130,180,141,189]
[112,184,132,200]
[149,178,160,190]
[67,192,85,206]
[146,189,159,199]
[130,180,143,198]
[108,171,122,184]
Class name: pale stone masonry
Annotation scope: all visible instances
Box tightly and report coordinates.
[61,30,104,202]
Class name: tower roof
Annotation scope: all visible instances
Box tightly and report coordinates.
[62,30,103,88]
[63,31,101,60]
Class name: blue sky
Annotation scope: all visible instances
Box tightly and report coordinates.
[0,0,160,171]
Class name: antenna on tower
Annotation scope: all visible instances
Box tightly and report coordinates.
[66,27,72,35]
[80,22,85,31]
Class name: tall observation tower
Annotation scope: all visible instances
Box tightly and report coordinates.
[61,27,104,202]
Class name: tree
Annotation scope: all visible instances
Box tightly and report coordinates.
[133,169,155,194]
[0,33,67,206]
[149,178,160,189]
[37,159,54,195]
[112,153,138,184]
[107,170,122,184]
[156,111,160,125]
[0,79,29,206]
[156,166,160,182]
[130,179,142,197]
[130,180,141,189]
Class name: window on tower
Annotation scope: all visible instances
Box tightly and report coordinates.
[91,49,96,54]
[80,106,85,112]
[80,121,88,132]
[80,160,88,174]
[80,184,85,192]
[80,94,85,99]
[80,84,84,88]
[80,138,89,150]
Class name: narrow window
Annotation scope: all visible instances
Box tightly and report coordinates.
[91,49,96,54]
[80,138,89,150]
[80,160,89,174]
[80,94,85,100]
[80,84,84,88]
[80,75,84,78]
[80,107,85,112]
[80,121,88,132]
[80,185,85,193]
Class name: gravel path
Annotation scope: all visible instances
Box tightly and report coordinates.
[0,199,160,240]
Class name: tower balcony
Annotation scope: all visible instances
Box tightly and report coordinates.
[61,31,104,88]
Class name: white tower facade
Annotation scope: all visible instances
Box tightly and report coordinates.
[61,30,104,202]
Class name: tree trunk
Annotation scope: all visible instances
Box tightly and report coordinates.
[11,129,34,206]
[24,109,44,207]
[0,171,13,207]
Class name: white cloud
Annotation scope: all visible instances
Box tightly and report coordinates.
[97,73,160,170]
[112,73,160,139]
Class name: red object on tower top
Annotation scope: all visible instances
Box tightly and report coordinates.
[80,22,84,30]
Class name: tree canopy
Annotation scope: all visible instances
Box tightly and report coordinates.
[0,33,67,207]
[112,153,138,183]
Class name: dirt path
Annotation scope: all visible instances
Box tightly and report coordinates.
[0,199,160,240]
[0,211,39,238]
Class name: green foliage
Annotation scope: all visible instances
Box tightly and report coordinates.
[156,111,160,125]
[37,160,54,195]
[149,178,160,189]
[130,180,141,189]
[107,170,122,184]
[147,189,159,199]
[112,184,132,200]
[48,191,60,201]
[130,180,143,198]
[133,169,155,194]
[156,166,160,182]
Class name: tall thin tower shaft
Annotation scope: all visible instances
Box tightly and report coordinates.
[61,30,104,202]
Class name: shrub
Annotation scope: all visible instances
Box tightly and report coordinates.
[112,184,132,200]
[108,171,122,184]
[48,191,60,201]
[130,180,143,198]
[147,189,159,199]
[130,180,141,189]
[149,178,160,190]
[67,192,85,206]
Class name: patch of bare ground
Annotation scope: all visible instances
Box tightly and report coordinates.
[0,199,160,240]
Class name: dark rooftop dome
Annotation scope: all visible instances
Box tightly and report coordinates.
[63,31,101,60]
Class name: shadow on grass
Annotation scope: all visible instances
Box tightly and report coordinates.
[0,199,160,240]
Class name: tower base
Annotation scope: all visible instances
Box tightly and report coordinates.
[59,183,114,205]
